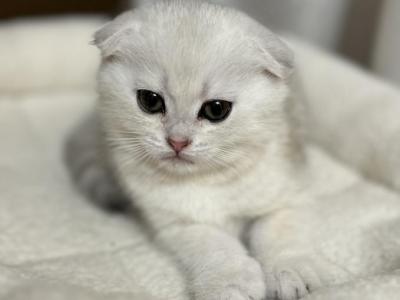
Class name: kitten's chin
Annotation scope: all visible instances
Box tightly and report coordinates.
[157,155,199,176]
[161,154,194,165]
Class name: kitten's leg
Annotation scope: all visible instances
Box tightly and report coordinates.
[249,183,400,300]
[64,113,129,211]
[249,209,344,300]
[156,223,266,300]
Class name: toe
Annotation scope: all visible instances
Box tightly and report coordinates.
[277,269,307,300]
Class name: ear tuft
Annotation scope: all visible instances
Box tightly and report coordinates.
[254,29,294,80]
[93,10,140,58]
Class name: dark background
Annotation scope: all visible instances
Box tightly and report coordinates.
[0,0,127,19]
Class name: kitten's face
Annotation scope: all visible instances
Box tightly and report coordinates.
[97,2,292,178]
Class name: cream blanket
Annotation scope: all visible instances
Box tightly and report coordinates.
[0,18,399,299]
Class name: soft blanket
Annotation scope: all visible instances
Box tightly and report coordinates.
[0,18,399,299]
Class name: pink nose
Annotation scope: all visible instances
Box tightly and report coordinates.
[167,137,190,153]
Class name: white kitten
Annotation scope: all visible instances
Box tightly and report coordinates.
[66,1,400,299]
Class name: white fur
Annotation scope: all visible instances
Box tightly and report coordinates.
[289,37,400,192]
[92,1,400,299]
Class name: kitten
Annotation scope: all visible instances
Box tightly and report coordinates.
[66,1,400,299]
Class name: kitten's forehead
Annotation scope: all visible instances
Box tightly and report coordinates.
[98,0,294,94]
[132,15,257,106]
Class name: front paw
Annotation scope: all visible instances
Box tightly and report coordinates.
[193,256,266,300]
[263,257,328,300]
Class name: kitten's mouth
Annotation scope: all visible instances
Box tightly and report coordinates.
[162,154,194,164]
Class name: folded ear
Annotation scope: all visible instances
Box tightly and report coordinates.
[93,10,141,58]
[254,29,294,80]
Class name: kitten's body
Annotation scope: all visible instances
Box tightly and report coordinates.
[66,1,400,299]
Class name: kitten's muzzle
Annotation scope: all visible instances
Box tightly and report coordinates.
[167,137,191,153]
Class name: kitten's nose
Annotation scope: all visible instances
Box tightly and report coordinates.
[167,137,191,153]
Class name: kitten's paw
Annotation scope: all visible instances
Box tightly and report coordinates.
[264,258,323,300]
[194,257,266,300]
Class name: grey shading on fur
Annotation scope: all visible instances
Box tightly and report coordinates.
[65,113,129,212]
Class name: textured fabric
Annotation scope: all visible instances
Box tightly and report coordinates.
[304,271,400,300]
[0,17,102,93]
[1,18,400,300]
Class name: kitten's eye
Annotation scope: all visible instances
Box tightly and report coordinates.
[136,89,165,114]
[198,100,232,123]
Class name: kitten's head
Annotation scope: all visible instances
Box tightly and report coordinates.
[95,0,294,179]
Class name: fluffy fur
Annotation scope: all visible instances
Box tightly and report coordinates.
[66,1,400,299]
